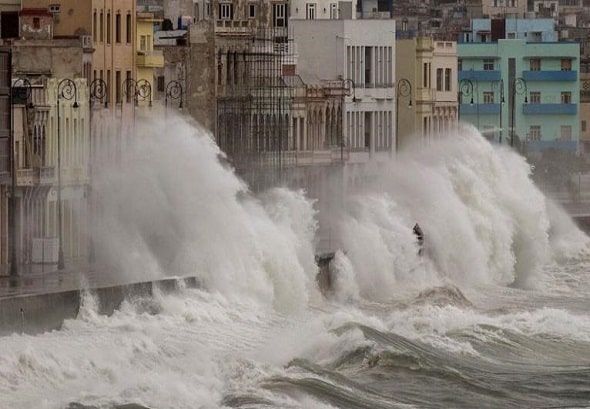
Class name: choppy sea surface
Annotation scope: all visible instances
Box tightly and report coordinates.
[1,119,589,409]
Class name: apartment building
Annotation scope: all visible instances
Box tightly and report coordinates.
[458,19,579,152]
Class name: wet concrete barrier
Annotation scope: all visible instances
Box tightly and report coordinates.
[0,277,200,337]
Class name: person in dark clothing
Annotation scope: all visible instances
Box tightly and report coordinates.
[413,223,424,256]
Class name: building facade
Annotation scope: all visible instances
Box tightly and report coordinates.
[458,20,579,152]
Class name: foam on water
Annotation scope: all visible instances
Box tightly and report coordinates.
[1,117,589,408]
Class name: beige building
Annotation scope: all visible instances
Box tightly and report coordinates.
[22,0,136,111]
[396,37,434,149]
[432,40,458,138]
[396,36,459,149]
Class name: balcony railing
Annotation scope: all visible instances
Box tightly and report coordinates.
[16,169,35,186]
[523,103,577,115]
[522,70,577,82]
[136,50,164,68]
[215,19,253,34]
[459,103,501,115]
[458,70,502,82]
[15,167,56,186]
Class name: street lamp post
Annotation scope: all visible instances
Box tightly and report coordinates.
[395,78,412,153]
[458,79,474,125]
[165,80,183,111]
[510,77,528,148]
[88,79,108,264]
[9,78,33,275]
[491,79,505,144]
[121,78,152,123]
[56,79,79,270]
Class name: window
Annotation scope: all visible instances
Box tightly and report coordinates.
[306,3,316,19]
[248,4,256,18]
[330,3,338,19]
[509,0,516,6]
[483,59,494,70]
[140,35,146,51]
[106,11,111,44]
[273,3,286,27]
[93,11,97,39]
[445,68,451,91]
[115,71,121,103]
[561,125,572,140]
[483,91,494,103]
[126,71,132,103]
[219,3,233,20]
[116,13,121,43]
[126,14,131,43]
[529,125,541,141]
[530,91,541,104]
[561,59,572,71]
[423,63,431,87]
[561,91,572,103]
[33,17,40,29]
[493,0,498,6]
[364,47,372,86]
[206,1,212,17]
[530,58,541,71]
[582,120,587,132]
[100,11,104,42]
[106,70,111,105]
[157,76,165,92]
[436,68,443,91]
[364,112,371,148]
[458,58,462,71]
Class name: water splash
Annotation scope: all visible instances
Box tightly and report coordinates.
[91,115,318,313]
[336,126,580,296]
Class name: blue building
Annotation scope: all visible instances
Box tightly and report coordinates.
[458,19,579,153]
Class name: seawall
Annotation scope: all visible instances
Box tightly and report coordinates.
[0,276,200,337]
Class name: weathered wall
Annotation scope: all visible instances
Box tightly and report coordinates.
[13,39,83,78]
[0,276,199,336]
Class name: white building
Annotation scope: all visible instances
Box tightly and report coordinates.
[292,19,396,172]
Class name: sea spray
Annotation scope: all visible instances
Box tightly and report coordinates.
[336,127,557,292]
[92,116,318,312]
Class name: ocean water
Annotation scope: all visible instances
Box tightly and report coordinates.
[1,118,590,409]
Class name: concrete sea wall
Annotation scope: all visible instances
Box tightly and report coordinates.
[0,277,200,337]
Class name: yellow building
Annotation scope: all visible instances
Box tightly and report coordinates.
[396,37,435,149]
[136,12,163,107]
[396,36,458,149]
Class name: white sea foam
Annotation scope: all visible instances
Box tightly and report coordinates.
[1,118,588,408]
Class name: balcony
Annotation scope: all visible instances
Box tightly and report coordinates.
[16,169,35,186]
[215,19,253,34]
[136,50,164,68]
[523,103,577,115]
[522,70,577,82]
[458,70,501,82]
[525,140,577,152]
[16,167,56,186]
[459,103,501,115]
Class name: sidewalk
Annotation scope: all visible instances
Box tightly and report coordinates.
[0,264,136,299]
